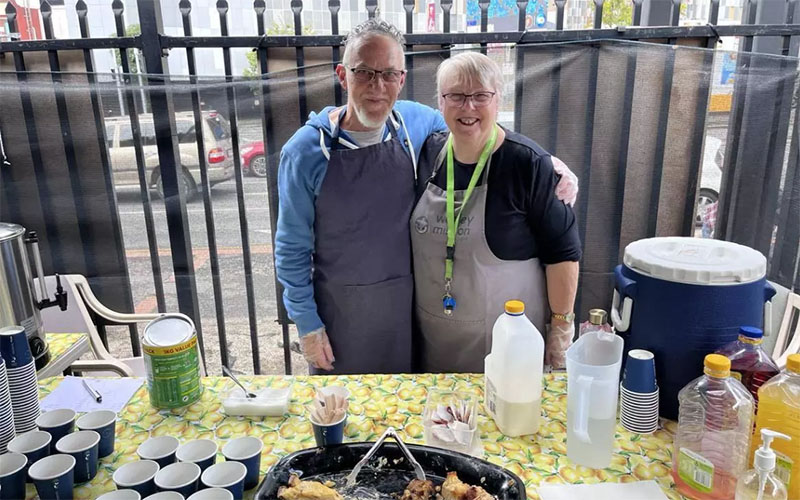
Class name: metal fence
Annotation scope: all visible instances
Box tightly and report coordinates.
[1,0,799,375]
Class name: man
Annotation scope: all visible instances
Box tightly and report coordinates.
[276,19,578,374]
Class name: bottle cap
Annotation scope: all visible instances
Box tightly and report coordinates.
[788,354,800,374]
[704,354,730,378]
[754,428,791,473]
[738,326,763,344]
[504,300,524,315]
[588,309,607,325]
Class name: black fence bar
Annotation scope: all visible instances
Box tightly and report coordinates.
[76,0,141,356]
[181,0,228,370]
[633,0,643,26]
[5,5,64,273]
[217,0,261,374]
[0,37,137,52]
[40,0,98,280]
[112,0,167,316]
[329,0,342,107]
[756,0,796,257]
[292,0,309,123]
[646,1,681,237]
[136,0,207,361]
[149,24,800,50]
[717,0,759,239]
[479,0,489,54]
[680,0,719,235]
[366,0,377,19]
[404,0,414,102]
[255,1,293,374]
[555,0,566,30]
[442,0,452,34]
[512,0,528,133]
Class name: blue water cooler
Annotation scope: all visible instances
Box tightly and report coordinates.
[611,237,775,419]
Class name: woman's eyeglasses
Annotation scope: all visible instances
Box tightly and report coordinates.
[346,66,406,84]
[441,91,496,107]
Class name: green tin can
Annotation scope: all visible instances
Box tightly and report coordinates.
[143,313,203,409]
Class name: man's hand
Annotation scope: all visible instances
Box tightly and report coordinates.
[300,328,335,371]
[545,320,575,370]
[551,155,578,207]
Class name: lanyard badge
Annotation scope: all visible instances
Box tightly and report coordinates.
[442,125,498,315]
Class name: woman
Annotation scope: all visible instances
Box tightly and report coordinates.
[411,52,581,373]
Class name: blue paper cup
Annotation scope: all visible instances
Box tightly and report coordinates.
[55,430,100,483]
[98,490,142,500]
[138,436,179,469]
[28,453,76,500]
[201,461,246,500]
[222,436,263,490]
[311,413,347,447]
[0,326,33,369]
[77,409,117,458]
[176,439,218,472]
[622,349,658,394]
[155,461,201,497]
[143,492,185,500]
[113,460,160,497]
[7,430,52,483]
[188,487,234,500]
[36,409,77,452]
[0,452,27,500]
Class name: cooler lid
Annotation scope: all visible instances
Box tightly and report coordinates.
[0,223,25,243]
[144,314,195,346]
[623,237,766,285]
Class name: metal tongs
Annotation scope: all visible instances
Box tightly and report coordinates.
[344,427,426,488]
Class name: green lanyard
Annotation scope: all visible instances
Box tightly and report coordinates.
[443,125,498,314]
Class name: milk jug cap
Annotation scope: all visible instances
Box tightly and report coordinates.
[787,354,800,374]
[504,300,524,315]
[754,429,791,472]
[588,309,607,325]
[703,354,730,378]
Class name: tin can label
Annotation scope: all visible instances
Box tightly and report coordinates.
[144,335,202,409]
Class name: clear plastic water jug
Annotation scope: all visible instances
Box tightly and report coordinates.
[566,330,624,468]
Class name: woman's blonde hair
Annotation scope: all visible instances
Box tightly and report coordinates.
[436,51,504,102]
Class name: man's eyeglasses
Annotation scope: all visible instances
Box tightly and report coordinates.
[441,91,496,107]
[346,66,406,84]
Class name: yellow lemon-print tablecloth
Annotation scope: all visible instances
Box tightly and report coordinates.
[45,333,85,363]
[30,374,686,500]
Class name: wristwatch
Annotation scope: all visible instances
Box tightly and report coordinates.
[551,312,575,323]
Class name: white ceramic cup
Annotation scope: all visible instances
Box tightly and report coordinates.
[143,493,185,500]
[176,439,217,464]
[200,461,246,488]
[97,490,143,500]
[187,488,234,500]
[154,462,201,491]
[113,460,160,489]
[138,436,180,462]
[35,408,76,429]
[7,430,51,454]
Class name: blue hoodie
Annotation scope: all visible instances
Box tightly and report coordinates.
[275,100,447,336]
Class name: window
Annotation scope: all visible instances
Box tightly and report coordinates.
[176,120,197,145]
[205,115,231,140]
[105,124,115,148]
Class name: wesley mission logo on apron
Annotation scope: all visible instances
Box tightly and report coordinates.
[312,109,416,374]
[411,126,548,373]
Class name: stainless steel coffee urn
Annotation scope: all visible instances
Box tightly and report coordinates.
[0,222,68,369]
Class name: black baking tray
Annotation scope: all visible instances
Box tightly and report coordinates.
[256,442,526,499]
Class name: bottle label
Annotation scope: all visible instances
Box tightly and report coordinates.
[678,448,714,493]
[775,451,793,487]
[730,371,742,382]
[485,377,497,417]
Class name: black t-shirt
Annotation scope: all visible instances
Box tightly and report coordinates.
[415,129,582,264]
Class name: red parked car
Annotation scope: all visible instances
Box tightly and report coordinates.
[240,141,267,177]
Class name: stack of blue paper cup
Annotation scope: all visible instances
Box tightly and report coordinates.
[0,326,40,433]
[619,349,659,434]
[0,357,16,453]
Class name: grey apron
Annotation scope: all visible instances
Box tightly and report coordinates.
[312,109,415,374]
[410,140,548,373]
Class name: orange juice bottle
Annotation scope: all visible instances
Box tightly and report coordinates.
[750,354,800,499]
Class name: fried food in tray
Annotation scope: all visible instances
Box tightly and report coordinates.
[441,472,494,500]
[277,474,343,500]
[400,478,437,500]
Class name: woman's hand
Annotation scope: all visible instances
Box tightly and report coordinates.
[551,155,578,207]
[300,327,335,371]
[545,320,575,370]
